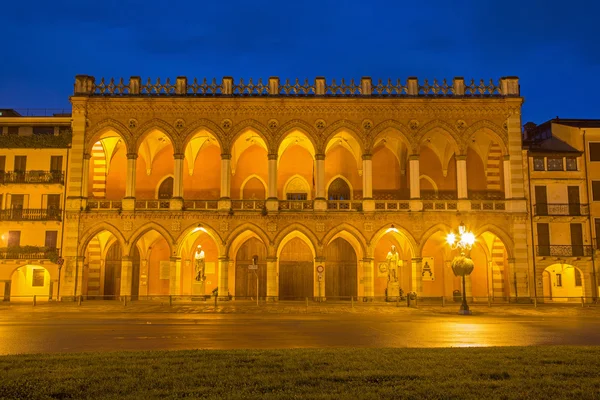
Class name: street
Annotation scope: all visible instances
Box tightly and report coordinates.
[0,303,598,354]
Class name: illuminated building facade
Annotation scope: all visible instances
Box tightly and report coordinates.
[2,75,544,303]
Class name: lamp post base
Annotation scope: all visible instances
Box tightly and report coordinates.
[458,309,472,315]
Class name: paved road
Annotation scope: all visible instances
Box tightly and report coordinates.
[0,307,599,354]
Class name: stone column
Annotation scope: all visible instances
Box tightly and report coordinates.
[362,155,373,199]
[409,155,420,199]
[266,154,279,212]
[503,155,512,199]
[217,257,230,300]
[314,154,327,210]
[81,154,91,198]
[266,257,278,301]
[123,153,137,211]
[456,155,468,199]
[219,154,232,210]
[362,258,374,299]
[120,256,133,297]
[173,153,184,198]
[411,258,423,296]
[169,257,181,296]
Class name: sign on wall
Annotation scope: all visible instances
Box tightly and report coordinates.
[377,262,388,278]
[421,257,435,281]
[159,261,170,280]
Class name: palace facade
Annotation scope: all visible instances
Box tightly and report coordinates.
[4,75,589,304]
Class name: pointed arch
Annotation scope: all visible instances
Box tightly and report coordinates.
[464,120,508,155]
[415,119,462,154]
[321,120,365,154]
[135,119,179,153]
[155,174,175,199]
[125,222,175,257]
[239,174,268,199]
[276,230,317,259]
[274,120,318,155]
[416,223,454,257]
[474,224,515,259]
[225,223,271,258]
[175,222,224,257]
[419,174,438,192]
[273,223,320,258]
[180,119,225,151]
[78,222,127,257]
[368,223,418,259]
[368,120,412,153]
[86,118,132,154]
[228,119,270,150]
[283,174,312,200]
[227,230,269,261]
[322,224,367,259]
[326,175,353,200]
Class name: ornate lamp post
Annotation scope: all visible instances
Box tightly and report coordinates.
[446,222,476,315]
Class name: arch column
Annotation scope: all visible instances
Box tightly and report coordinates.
[217,257,230,300]
[266,256,278,301]
[120,256,133,297]
[409,154,422,211]
[314,154,326,210]
[456,155,468,199]
[362,257,374,299]
[362,154,374,212]
[266,154,279,212]
[81,153,91,199]
[411,257,423,295]
[169,257,181,295]
[219,154,232,210]
[170,153,185,211]
[503,155,512,199]
[123,153,137,211]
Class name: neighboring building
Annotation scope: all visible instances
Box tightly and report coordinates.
[523,119,600,301]
[0,110,72,301]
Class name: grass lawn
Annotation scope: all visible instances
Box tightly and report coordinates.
[1,347,600,399]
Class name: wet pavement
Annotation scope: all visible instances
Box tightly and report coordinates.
[0,301,599,354]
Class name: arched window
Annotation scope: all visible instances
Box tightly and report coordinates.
[158,177,174,199]
[328,177,351,200]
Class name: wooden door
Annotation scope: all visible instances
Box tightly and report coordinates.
[279,238,314,300]
[104,242,122,298]
[325,238,357,299]
[537,223,550,256]
[567,186,580,216]
[328,178,351,200]
[234,238,267,298]
[158,177,174,199]
[534,186,547,215]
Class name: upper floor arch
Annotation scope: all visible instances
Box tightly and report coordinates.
[85,118,132,154]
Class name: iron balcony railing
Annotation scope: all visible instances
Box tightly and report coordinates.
[536,245,594,257]
[0,246,58,260]
[0,208,62,221]
[0,171,64,185]
[534,203,589,216]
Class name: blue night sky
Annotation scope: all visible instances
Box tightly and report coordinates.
[0,0,598,124]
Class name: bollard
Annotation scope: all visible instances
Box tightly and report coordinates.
[442,296,445,307]
[488,297,491,308]
[33,295,36,306]
[123,296,127,307]
[214,295,217,308]
[534,297,537,308]
[169,295,173,307]
[351,296,354,310]
[582,296,585,307]
[306,297,308,313]
[78,295,82,306]
[396,295,400,307]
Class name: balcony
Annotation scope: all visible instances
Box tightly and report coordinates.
[534,203,589,217]
[0,208,62,221]
[0,171,64,185]
[536,245,594,257]
[0,246,58,260]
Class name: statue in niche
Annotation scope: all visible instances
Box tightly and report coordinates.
[194,245,206,282]
[386,245,401,283]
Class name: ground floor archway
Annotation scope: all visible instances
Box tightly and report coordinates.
[325,237,357,298]
[279,237,313,300]
[542,263,583,302]
[234,237,267,299]
[10,265,52,302]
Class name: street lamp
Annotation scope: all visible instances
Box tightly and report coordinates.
[446,222,476,315]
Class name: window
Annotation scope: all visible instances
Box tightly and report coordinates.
[0,156,5,172]
[556,273,562,287]
[31,269,45,287]
[566,157,578,171]
[286,193,307,201]
[547,157,564,171]
[537,223,550,256]
[32,126,54,135]
[50,156,63,172]
[590,143,600,162]
[533,157,545,171]
[593,181,600,201]
[14,156,26,172]
[575,269,582,287]
[7,231,20,247]
[596,219,600,249]
[45,231,58,249]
